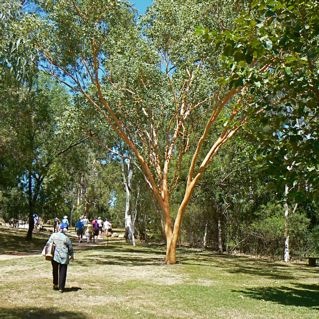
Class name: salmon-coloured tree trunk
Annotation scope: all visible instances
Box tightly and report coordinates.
[35,2,270,263]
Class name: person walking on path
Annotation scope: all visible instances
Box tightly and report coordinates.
[61,215,69,230]
[75,217,84,243]
[97,217,103,238]
[103,218,113,237]
[53,216,60,232]
[85,220,93,243]
[92,218,99,243]
[46,223,74,293]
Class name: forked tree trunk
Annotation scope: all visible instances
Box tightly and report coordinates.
[164,185,195,264]
[164,224,174,263]
[87,73,243,264]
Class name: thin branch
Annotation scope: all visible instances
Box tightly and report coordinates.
[70,0,88,21]
[44,136,90,170]
[188,86,240,186]
[90,40,165,209]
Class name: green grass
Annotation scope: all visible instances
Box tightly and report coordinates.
[0,226,318,319]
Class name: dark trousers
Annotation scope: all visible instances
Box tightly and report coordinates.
[51,260,68,290]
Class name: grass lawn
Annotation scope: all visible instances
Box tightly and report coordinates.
[0,225,318,319]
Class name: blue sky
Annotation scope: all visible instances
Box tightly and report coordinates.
[129,0,153,14]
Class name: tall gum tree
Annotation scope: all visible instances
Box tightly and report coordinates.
[28,0,301,263]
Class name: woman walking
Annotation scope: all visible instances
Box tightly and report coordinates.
[46,223,74,293]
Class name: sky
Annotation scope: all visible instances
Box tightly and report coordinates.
[129,0,153,14]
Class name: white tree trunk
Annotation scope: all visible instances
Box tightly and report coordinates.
[218,217,223,253]
[284,184,290,263]
[203,223,208,249]
[122,157,135,246]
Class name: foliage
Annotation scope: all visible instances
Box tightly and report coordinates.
[0,188,29,221]
[248,202,308,256]
[216,0,319,194]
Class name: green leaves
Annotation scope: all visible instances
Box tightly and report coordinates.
[197,0,319,219]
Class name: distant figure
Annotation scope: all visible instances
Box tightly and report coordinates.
[85,221,93,243]
[61,216,69,230]
[45,223,74,293]
[9,218,18,228]
[75,218,84,243]
[53,217,60,232]
[92,218,99,243]
[81,215,88,227]
[97,217,103,237]
[103,219,113,237]
[33,213,39,229]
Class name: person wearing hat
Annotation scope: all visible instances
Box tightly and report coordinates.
[45,223,74,293]
[61,215,69,230]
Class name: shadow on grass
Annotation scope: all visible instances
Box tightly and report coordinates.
[73,243,314,276]
[225,260,295,280]
[0,225,315,283]
[97,255,164,266]
[0,226,166,265]
[178,252,315,280]
[75,242,165,255]
[0,307,88,319]
[73,242,166,266]
[235,283,319,309]
[0,227,48,255]
[63,286,82,292]
[75,251,165,267]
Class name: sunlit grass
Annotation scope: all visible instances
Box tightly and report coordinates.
[0,226,318,319]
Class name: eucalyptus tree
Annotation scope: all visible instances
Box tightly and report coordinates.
[27,0,270,263]
[12,0,316,260]
[1,9,89,235]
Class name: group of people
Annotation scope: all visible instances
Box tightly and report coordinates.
[53,215,69,233]
[75,216,112,243]
[45,214,112,293]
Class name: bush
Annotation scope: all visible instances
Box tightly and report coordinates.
[247,203,310,257]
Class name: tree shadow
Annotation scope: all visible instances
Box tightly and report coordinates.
[226,261,296,280]
[235,283,319,309]
[75,251,165,267]
[73,242,166,266]
[179,253,291,277]
[0,307,88,319]
[0,227,47,255]
[74,242,165,255]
